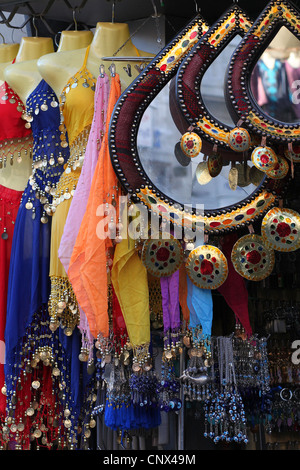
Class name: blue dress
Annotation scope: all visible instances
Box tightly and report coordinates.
[4,80,91,449]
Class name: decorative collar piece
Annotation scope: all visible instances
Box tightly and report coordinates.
[231,233,275,281]
[261,206,300,252]
[185,244,228,290]
[141,237,184,277]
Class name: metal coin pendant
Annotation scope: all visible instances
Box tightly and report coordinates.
[132,363,141,373]
[26,407,34,417]
[32,380,40,390]
[1,230,8,240]
[196,161,212,185]
[10,424,17,433]
[174,141,191,167]
[33,428,42,438]
[64,419,72,429]
[64,327,73,336]
[52,367,60,377]
[51,99,58,108]
[180,131,202,158]
[18,422,25,432]
[89,418,96,428]
[228,167,238,191]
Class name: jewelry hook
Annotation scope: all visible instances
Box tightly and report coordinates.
[112,0,116,23]
[0,32,5,44]
[151,0,160,18]
[194,0,200,13]
[32,16,39,37]
[73,8,78,31]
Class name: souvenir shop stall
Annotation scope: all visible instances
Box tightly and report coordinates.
[0,0,299,452]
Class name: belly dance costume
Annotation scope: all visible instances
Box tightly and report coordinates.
[2,79,81,450]
[48,46,96,345]
[0,79,32,425]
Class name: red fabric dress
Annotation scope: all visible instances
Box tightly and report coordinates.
[0,80,31,418]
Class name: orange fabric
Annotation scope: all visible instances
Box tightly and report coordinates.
[179,264,190,325]
[68,74,121,338]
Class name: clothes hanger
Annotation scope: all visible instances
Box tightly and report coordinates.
[101,0,157,64]
[54,7,91,47]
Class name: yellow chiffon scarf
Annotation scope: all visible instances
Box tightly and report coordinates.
[111,212,150,361]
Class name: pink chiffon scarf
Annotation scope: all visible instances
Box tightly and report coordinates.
[58,72,110,344]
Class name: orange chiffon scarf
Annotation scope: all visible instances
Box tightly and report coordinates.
[68,74,121,339]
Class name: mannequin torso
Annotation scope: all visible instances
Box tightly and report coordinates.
[0,43,20,81]
[0,37,54,190]
[4,37,54,104]
[56,30,93,52]
[287,51,300,69]
[38,22,154,97]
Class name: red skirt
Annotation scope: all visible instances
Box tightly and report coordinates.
[0,184,22,417]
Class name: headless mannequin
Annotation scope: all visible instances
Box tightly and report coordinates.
[1,34,94,191]
[0,43,20,80]
[56,30,93,52]
[4,37,54,104]
[287,50,300,69]
[0,43,19,62]
[0,37,54,191]
[38,22,154,98]
[261,51,276,70]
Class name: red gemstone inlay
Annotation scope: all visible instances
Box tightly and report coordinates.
[156,247,170,262]
[235,135,243,144]
[246,208,256,215]
[200,259,214,276]
[186,140,194,149]
[246,250,261,265]
[261,154,269,164]
[276,222,291,238]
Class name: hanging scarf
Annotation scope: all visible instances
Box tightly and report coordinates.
[112,286,128,355]
[111,214,150,365]
[217,233,252,337]
[186,276,213,352]
[160,270,181,352]
[179,264,190,327]
[68,74,121,339]
[59,72,110,352]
